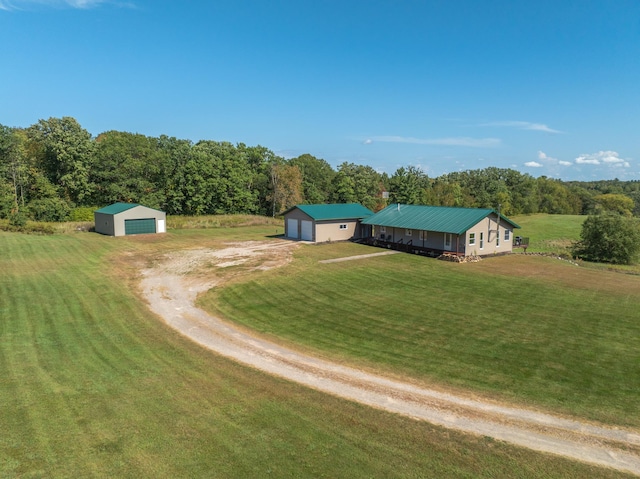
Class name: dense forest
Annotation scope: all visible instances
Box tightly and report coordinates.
[1,116,639,222]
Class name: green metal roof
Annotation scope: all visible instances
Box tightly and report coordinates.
[361,204,520,235]
[286,203,374,221]
[95,203,141,215]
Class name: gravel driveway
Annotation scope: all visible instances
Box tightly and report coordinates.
[139,240,640,476]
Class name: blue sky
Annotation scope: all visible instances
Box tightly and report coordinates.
[1,0,639,181]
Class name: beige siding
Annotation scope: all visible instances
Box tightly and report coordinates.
[315,220,359,243]
[464,216,514,256]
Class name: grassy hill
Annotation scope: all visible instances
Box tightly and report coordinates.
[0,218,636,478]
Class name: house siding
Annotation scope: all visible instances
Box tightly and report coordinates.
[464,216,514,256]
[315,220,361,243]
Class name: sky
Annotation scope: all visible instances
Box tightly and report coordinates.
[1,0,639,181]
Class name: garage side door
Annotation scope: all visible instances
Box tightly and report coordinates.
[125,218,156,235]
[286,218,299,239]
[301,220,313,241]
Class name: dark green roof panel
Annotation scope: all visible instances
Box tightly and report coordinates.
[95,203,140,215]
[361,204,520,235]
[292,203,374,221]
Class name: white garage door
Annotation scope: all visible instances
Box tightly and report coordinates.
[287,218,299,238]
[301,220,313,241]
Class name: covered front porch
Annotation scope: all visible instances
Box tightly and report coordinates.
[359,226,466,258]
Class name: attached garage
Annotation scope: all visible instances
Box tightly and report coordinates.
[282,203,374,243]
[94,203,167,237]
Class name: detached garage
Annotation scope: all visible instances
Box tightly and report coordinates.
[94,203,166,237]
[283,203,373,243]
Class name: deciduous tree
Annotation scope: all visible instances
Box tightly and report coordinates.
[572,214,640,264]
[388,166,430,205]
[27,117,94,205]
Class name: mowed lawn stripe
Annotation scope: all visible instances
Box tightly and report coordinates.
[1,230,636,478]
[205,244,640,426]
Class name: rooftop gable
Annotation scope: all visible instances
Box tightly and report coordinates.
[361,204,520,235]
[286,203,374,221]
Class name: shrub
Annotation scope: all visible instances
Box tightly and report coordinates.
[27,198,71,222]
[70,206,97,222]
[9,210,27,228]
[572,214,640,265]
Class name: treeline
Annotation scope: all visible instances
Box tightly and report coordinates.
[1,116,638,222]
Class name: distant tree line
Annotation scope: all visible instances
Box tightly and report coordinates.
[1,116,639,223]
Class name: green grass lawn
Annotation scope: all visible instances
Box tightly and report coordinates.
[511,213,584,253]
[203,240,640,427]
[512,213,640,274]
[0,222,636,478]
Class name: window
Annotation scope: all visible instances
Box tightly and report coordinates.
[380,226,386,234]
[419,230,427,241]
[339,224,347,230]
[469,233,476,245]
[505,230,510,241]
[480,232,484,249]
[496,232,500,247]
[406,229,412,236]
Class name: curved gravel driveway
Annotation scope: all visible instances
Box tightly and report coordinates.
[139,241,640,476]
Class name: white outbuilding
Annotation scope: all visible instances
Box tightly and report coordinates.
[94,203,166,237]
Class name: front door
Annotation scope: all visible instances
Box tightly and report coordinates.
[444,233,452,250]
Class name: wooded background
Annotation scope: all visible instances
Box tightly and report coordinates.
[2,117,639,221]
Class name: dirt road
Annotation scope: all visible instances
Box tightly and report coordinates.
[139,240,640,476]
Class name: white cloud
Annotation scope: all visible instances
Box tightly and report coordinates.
[481,121,563,134]
[525,161,543,167]
[575,151,631,168]
[575,157,600,165]
[363,138,373,145]
[537,150,560,162]
[558,160,572,166]
[368,135,501,148]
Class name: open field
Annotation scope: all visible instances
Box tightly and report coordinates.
[511,214,584,254]
[512,213,640,274]
[0,219,638,478]
[203,240,640,428]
